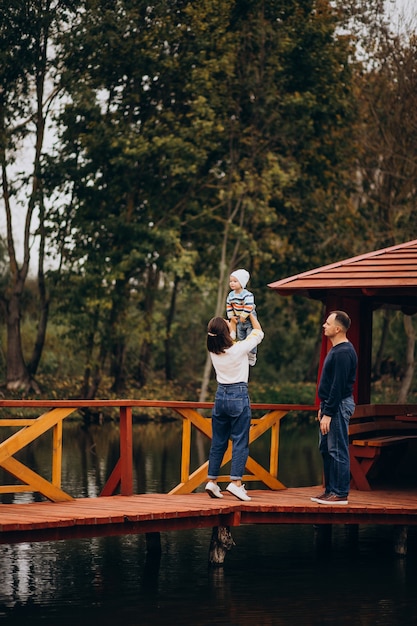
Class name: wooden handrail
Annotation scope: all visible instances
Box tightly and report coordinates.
[0,399,315,410]
[0,400,317,502]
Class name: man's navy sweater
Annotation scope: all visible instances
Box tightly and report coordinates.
[318,341,357,418]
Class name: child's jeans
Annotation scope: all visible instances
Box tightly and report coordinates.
[237,314,257,356]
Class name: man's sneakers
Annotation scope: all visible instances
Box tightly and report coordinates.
[205,481,223,498]
[226,482,251,501]
[310,491,329,503]
[311,491,348,505]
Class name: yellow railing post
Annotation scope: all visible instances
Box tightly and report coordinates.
[52,421,63,487]
[270,421,279,477]
[181,418,192,484]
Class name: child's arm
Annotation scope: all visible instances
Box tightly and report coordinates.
[249,312,261,332]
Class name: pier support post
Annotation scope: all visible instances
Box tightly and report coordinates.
[208,526,235,566]
[345,524,359,547]
[313,524,332,554]
[393,525,408,556]
[143,532,162,583]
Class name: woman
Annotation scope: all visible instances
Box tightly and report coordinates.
[205,312,264,501]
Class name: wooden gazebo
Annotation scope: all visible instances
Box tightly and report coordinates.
[268,239,417,405]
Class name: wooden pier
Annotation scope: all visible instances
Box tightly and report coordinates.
[0,487,416,545]
[1,400,416,554]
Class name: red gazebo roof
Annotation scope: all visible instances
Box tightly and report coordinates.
[268,239,417,308]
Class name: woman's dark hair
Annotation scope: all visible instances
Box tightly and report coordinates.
[207,317,234,354]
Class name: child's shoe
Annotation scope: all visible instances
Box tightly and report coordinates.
[248,353,257,366]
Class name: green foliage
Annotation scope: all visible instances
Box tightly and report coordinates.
[250,381,317,406]
[44,0,360,393]
[2,0,417,402]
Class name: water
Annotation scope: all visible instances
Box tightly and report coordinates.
[0,420,417,625]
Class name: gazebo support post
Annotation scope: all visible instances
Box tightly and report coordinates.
[318,296,373,405]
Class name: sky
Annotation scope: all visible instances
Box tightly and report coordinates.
[385,0,416,30]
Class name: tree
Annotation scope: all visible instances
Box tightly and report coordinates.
[0,1,76,392]
[52,0,215,392]
[356,31,417,249]
[353,17,417,400]
[182,0,362,396]
[47,0,363,397]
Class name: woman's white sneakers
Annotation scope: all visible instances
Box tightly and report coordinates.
[226,482,251,501]
[205,481,223,498]
[205,481,252,501]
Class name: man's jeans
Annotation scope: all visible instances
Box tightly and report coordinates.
[319,396,355,497]
[208,383,251,481]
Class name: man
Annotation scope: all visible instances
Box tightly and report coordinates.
[311,310,358,505]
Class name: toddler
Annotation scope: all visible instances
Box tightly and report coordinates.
[226,269,257,365]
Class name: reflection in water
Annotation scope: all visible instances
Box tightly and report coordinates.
[1,525,416,625]
[0,420,416,625]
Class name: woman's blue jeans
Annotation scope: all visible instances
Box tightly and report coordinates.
[208,383,251,481]
[319,396,355,498]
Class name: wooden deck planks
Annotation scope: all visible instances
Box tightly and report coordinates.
[0,487,416,544]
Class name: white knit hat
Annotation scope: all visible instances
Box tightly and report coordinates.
[231,269,250,289]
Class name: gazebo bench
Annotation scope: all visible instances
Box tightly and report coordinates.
[349,415,417,491]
